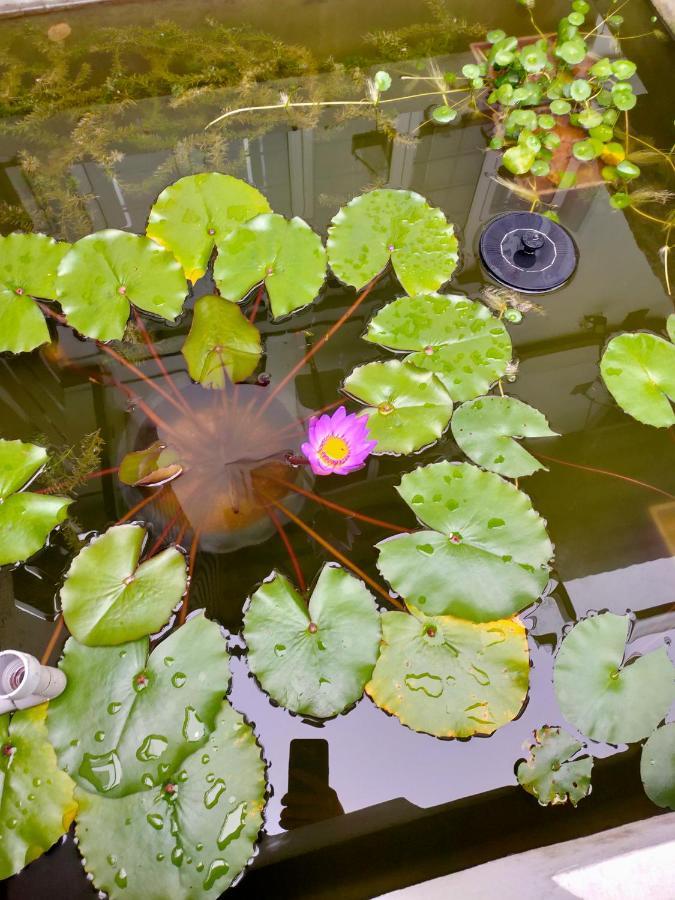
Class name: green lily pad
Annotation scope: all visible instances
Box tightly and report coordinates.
[243,565,381,719]
[516,726,593,806]
[667,314,675,344]
[364,293,512,402]
[0,233,70,353]
[0,705,77,880]
[182,294,261,388]
[75,700,265,899]
[0,438,71,566]
[57,230,187,341]
[47,613,230,797]
[640,723,675,810]
[119,441,182,487]
[600,332,675,427]
[327,189,458,295]
[365,607,529,738]
[376,461,552,622]
[213,214,326,319]
[147,173,271,283]
[554,613,675,744]
[451,396,557,478]
[61,523,188,646]
[342,360,453,455]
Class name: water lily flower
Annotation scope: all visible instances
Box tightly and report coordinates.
[301,406,377,475]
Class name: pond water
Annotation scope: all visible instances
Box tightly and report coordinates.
[1,0,674,898]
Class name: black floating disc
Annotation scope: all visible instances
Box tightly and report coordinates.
[479,211,577,293]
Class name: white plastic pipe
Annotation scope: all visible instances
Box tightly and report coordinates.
[0,650,66,714]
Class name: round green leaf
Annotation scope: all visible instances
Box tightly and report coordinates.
[342,360,453,455]
[568,11,585,26]
[570,79,591,101]
[572,1,590,14]
[119,441,182,487]
[612,59,636,80]
[537,114,556,130]
[550,99,571,116]
[530,159,550,178]
[573,139,602,161]
[377,461,553,622]
[61,524,188,646]
[0,437,47,498]
[554,613,675,744]
[451,396,557,478]
[213,213,325,319]
[146,173,271,283]
[373,70,392,92]
[462,63,481,79]
[432,105,458,124]
[590,58,613,79]
[182,294,262,388]
[578,108,603,130]
[243,565,381,718]
[640,724,675,810]
[589,124,614,142]
[556,37,587,66]
[47,613,230,798]
[327,189,458,295]
[502,145,536,175]
[516,726,593,806]
[610,192,631,209]
[487,29,506,44]
[612,83,636,110]
[57,230,187,341]
[0,233,70,353]
[608,13,624,28]
[519,47,547,73]
[0,705,77,880]
[364,292,512,402]
[616,159,640,181]
[600,332,675,427]
[366,607,529,738]
[75,700,265,899]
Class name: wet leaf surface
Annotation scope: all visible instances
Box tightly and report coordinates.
[364,293,512,401]
[243,564,381,718]
[554,613,675,744]
[517,725,593,806]
[377,461,552,621]
[48,613,230,798]
[182,294,262,387]
[342,360,453,455]
[640,723,675,810]
[61,523,188,646]
[119,441,182,487]
[366,606,529,738]
[327,190,458,295]
[600,331,675,427]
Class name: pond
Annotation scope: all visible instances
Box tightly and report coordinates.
[0,0,674,897]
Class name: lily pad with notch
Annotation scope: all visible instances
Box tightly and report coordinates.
[365,606,529,738]
[47,613,230,798]
[342,360,454,455]
[57,230,187,342]
[0,705,77,880]
[0,438,71,567]
[0,233,70,353]
[60,523,188,646]
[213,213,326,319]
[451,395,557,478]
[600,331,675,427]
[364,293,512,402]
[640,723,675,810]
[554,613,675,744]
[75,700,265,899]
[376,461,553,622]
[182,294,262,387]
[119,441,182,487]
[146,173,271,283]
[327,189,458,295]
[516,725,593,806]
[243,564,381,719]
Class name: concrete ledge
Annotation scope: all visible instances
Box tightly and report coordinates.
[0,0,146,17]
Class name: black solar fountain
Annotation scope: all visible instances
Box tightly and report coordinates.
[479,211,577,293]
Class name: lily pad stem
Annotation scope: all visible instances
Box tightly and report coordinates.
[248,282,266,324]
[266,505,306,593]
[178,527,202,626]
[536,453,675,500]
[132,310,192,416]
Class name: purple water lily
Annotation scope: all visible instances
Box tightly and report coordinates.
[301,406,377,475]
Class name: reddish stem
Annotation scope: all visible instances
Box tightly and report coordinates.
[40,617,65,665]
[266,505,307,592]
[37,302,66,325]
[97,341,187,417]
[178,528,202,626]
[133,310,192,415]
[35,466,121,495]
[116,485,167,525]
[276,399,344,439]
[113,377,178,437]
[537,453,675,501]
[248,282,266,324]
[146,509,184,558]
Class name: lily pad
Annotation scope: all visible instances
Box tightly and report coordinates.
[342,360,453,455]
[75,700,265,899]
[213,214,326,319]
[60,523,188,646]
[516,726,593,806]
[600,332,675,427]
[327,189,458,295]
[146,173,271,283]
[377,461,552,622]
[554,613,675,744]
[0,705,77,880]
[182,294,262,388]
[640,723,675,810]
[0,438,71,566]
[119,441,182,487]
[364,293,512,402]
[243,565,381,719]
[666,314,675,344]
[0,233,70,353]
[57,230,187,342]
[47,613,230,797]
[365,606,529,738]
[451,396,557,478]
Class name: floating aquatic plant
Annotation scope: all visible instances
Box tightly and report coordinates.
[118,441,183,487]
[640,723,675,810]
[516,726,593,807]
[182,295,262,388]
[301,405,377,475]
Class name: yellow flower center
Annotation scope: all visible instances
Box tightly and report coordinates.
[318,435,350,466]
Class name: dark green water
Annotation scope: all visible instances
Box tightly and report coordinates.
[1,0,674,897]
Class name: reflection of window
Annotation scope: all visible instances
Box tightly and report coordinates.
[351,130,392,180]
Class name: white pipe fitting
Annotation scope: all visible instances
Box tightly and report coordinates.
[0,650,66,715]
